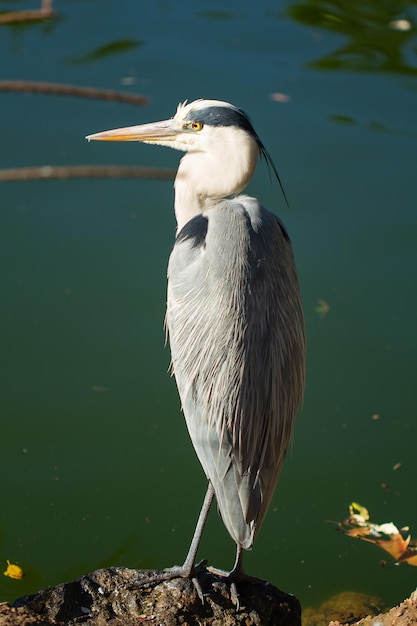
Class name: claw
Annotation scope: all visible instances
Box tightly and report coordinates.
[128,559,211,604]
[230,581,240,609]
[191,575,205,603]
[206,563,267,610]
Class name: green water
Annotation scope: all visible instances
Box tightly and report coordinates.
[1,0,416,614]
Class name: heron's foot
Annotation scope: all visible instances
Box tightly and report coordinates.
[131,559,209,602]
[206,565,267,609]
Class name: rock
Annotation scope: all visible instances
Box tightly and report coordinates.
[329,588,417,626]
[0,601,57,625]
[4,567,415,626]
[5,567,301,625]
[302,591,386,626]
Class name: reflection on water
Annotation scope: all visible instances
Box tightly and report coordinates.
[67,39,144,65]
[288,0,417,74]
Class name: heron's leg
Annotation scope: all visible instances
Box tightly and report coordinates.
[208,543,264,583]
[131,482,215,601]
[181,481,215,575]
[206,544,244,579]
[207,544,266,608]
[229,544,244,579]
[206,544,245,586]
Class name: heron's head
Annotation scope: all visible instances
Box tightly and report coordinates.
[87,99,287,205]
[87,99,256,150]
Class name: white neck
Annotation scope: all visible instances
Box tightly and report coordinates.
[174,126,259,232]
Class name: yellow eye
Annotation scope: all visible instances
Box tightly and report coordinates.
[189,121,203,131]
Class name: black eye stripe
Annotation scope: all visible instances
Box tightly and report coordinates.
[186,106,255,133]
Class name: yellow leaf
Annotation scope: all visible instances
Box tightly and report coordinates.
[368,533,410,561]
[339,504,417,566]
[3,560,25,580]
[350,502,369,521]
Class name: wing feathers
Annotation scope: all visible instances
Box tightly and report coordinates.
[167,196,305,548]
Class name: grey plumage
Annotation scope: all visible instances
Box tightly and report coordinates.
[168,196,304,549]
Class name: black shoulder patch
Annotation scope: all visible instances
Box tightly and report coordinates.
[176,214,208,248]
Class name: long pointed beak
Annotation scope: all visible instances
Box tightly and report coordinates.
[86,119,179,143]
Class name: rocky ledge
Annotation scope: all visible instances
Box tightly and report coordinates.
[1,567,415,625]
[0,566,301,625]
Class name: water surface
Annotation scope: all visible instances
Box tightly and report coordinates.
[1,0,416,613]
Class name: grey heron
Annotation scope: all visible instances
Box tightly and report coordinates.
[86,99,305,599]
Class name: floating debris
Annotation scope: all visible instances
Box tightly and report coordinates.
[270,92,291,103]
[389,19,412,32]
[338,502,417,566]
[3,560,25,580]
[314,298,330,319]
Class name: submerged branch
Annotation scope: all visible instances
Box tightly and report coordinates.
[0,81,149,106]
[0,165,175,182]
[0,0,55,24]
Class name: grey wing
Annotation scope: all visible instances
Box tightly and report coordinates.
[166,197,305,549]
